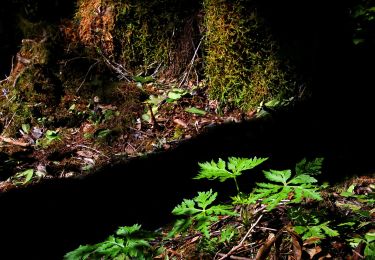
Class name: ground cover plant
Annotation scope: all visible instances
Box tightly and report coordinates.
[65,157,375,259]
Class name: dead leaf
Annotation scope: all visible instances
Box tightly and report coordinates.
[77,150,95,158]
[163,144,171,150]
[256,233,277,260]
[303,237,321,246]
[173,118,188,128]
[125,144,136,154]
[285,225,303,260]
[305,246,322,259]
[318,253,331,259]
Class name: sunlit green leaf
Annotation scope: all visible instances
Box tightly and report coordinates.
[185,107,206,115]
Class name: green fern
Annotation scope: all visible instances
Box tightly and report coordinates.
[170,189,237,238]
[64,224,153,260]
[247,159,323,210]
[194,157,268,193]
[295,157,323,176]
[294,221,339,240]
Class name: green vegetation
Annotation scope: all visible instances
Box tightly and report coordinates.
[351,0,375,45]
[64,224,154,260]
[169,189,237,238]
[203,0,298,110]
[66,157,375,258]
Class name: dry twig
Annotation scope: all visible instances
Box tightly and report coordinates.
[218,214,263,260]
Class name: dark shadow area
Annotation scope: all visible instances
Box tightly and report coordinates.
[0,0,76,77]
[1,99,375,259]
[0,1,374,259]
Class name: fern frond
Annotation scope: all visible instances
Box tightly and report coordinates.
[195,190,217,210]
[262,186,292,210]
[293,185,322,202]
[172,199,201,215]
[168,219,193,238]
[295,157,324,176]
[227,157,268,173]
[206,205,238,216]
[195,158,230,182]
[263,169,291,184]
[171,190,236,238]
[248,159,323,210]
[320,222,339,237]
[116,224,142,236]
[289,174,318,184]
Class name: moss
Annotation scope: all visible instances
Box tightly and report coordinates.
[74,0,201,77]
[203,0,298,111]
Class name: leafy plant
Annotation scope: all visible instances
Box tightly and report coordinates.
[194,157,268,193]
[21,123,31,134]
[294,221,339,240]
[170,189,237,238]
[287,201,339,241]
[64,224,153,260]
[244,158,323,210]
[348,232,375,257]
[12,169,35,185]
[166,88,188,102]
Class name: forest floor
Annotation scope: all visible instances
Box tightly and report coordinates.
[1,76,374,259]
[0,77,257,191]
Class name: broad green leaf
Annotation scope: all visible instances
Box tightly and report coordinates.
[133,75,154,84]
[365,232,375,243]
[23,169,34,184]
[146,95,164,106]
[168,91,183,100]
[364,242,375,257]
[184,107,206,115]
[21,124,30,134]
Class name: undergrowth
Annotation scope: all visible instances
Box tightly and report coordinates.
[65,157,375,259]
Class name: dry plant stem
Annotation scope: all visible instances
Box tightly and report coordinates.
[76,61,99,92]
[218,214,263,260]
[178,36,203,88]
[100,53,131,81]
[148,104,159,130]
